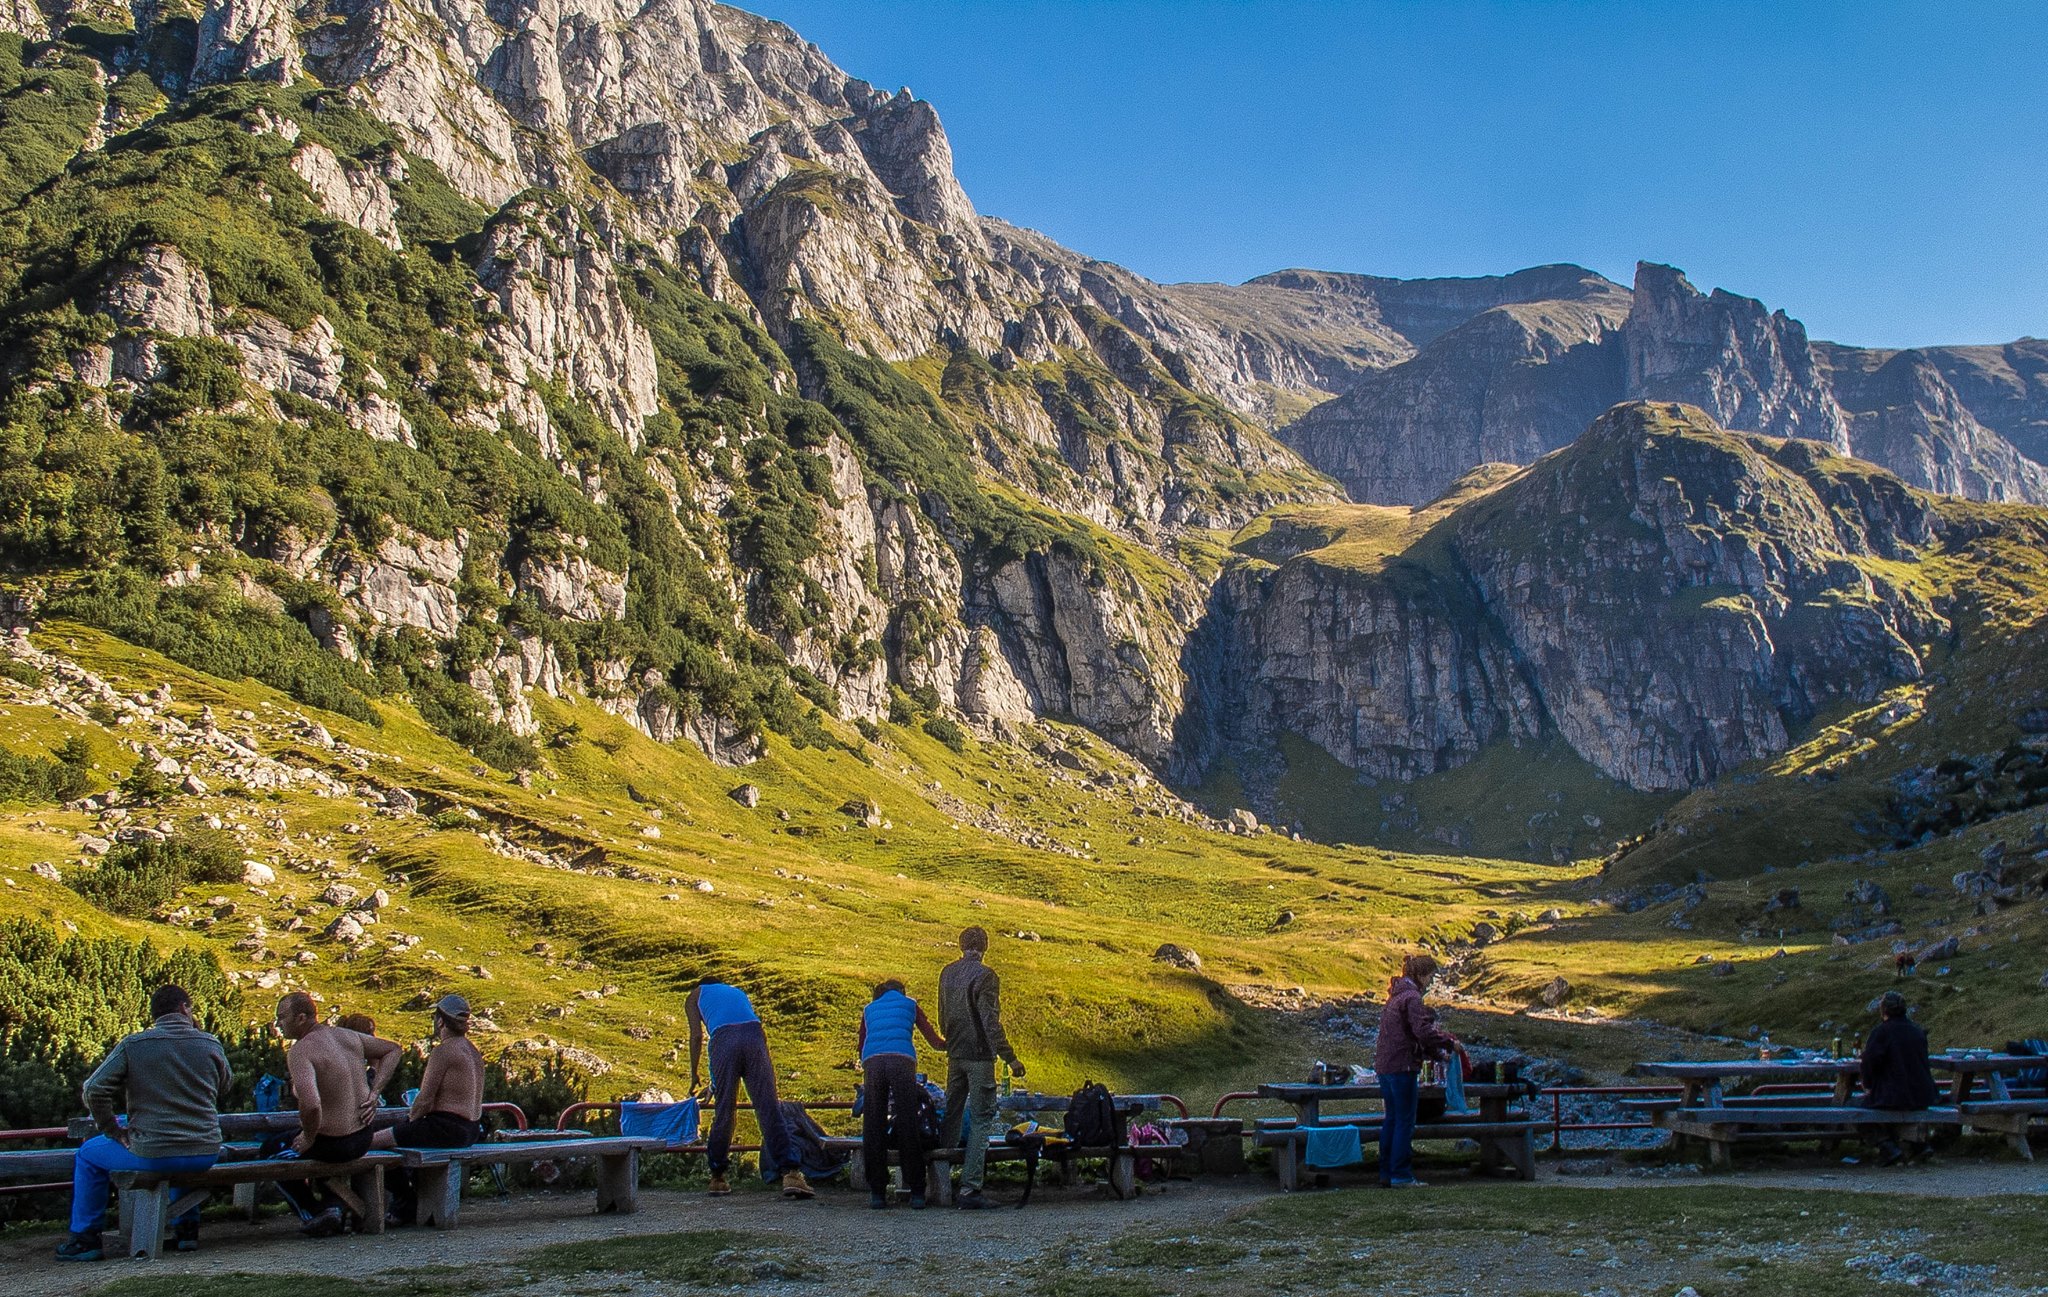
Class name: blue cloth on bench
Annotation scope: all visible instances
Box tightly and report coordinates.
[619,1099,699,1146]
[1443,1052,1472,1115]
[1303,1125,1363,1168]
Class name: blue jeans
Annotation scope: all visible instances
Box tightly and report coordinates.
[70,1136,216,1234]
[1375,1071,1420,1184]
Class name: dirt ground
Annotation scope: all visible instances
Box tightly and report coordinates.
[6,1158,2045,1297]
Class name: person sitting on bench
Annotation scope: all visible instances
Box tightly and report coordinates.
[57,985,232,1263]
[1860,989,1938,1165]
[374,994,486,1225]
[687,978,815,1200]
[272,992,400,1236]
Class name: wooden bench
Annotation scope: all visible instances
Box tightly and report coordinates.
[396,1135,666,1228]
[0,1148,78,1182]
[110,1154,401,1260]
[1252,1114,1545,1188]
[826,1136,1176,1204]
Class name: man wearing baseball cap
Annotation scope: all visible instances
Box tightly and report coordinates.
[375,994,486,1225]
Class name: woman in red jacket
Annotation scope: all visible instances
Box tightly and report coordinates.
[1374,953,1458,1187]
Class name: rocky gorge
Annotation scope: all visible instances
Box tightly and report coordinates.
[2,0,2046,857]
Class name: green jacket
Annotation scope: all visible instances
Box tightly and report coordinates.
[938,953,1018,1067]
[83,1016,232,1158]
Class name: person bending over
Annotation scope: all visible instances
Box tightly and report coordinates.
[687,979,814,1199]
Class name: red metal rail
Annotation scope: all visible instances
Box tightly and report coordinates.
[482,1101,529,1130]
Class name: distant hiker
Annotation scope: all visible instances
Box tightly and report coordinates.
[57,985,231,1262]
[1860,989,1939,1165]
[1374,952,1458,1189]
[937,927,1026,1209]
[1893,952,1917,978]
[686,979,815,1199]
[857,979,947,1209]
[374,995,486,1226]
[272,992,401,1236]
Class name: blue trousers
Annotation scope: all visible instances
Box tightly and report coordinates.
[706,1022,798,1176]
[1375,1071,1420,1184]
[70,1136,216,1234]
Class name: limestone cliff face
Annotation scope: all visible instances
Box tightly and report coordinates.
[1194,404,1953,795]
[1279,261,2047,507]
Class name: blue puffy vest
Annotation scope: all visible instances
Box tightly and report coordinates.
[861,990,919,1061]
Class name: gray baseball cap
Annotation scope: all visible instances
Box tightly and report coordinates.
[434,994,471,1019]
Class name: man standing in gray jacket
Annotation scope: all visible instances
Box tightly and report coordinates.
[58,985,231,1262]
[937,927,1025,1209]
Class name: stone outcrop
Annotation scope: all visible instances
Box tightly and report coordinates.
[1192,403,1955,795]
[191,0,301,86]
[289,141,405,250]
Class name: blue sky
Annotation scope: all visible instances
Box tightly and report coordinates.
[748,1,2046,349]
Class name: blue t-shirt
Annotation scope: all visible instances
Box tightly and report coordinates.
[697,982,759,1036]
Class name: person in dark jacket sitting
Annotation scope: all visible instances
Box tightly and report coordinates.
[856,980,946,1209]
[1373,953,1458,1188]
[1860,989,1939,1165]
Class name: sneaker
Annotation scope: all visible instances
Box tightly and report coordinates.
[955,1190,988,1210]
[780,1172,815,1200]
[1877,1140,1906,1167]
[868,1192,889,1210]
[54,1233,102,1263]
[172,1220,200,1253]
[300,1206,346,1238]
[706,1174,732,1197]
[1389,1178,1429,1189]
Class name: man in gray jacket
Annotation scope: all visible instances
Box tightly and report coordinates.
[937,927,1025,1209]
[58,985,232,1262]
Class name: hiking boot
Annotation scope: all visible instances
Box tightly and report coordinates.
[706,1174,732,1197]
[780,1171,815,1200]
[300,1206,346,1238]
[54,1233,102,1263]
[955,1190,988,1210]
[868,1192,889,1210]
[172,1219,200,1253]
[1913,1143,1938,1164]
[1877,1139,1906,1167]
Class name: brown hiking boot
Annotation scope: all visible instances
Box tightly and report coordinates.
[780,1171,815,1199]
[706,1174,731,1196]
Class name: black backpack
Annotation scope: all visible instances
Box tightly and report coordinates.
[1063,1080,1124,1148]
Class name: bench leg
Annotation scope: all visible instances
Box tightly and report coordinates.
[234,1181,259,1222]
[339,1165,386,1235]
[1478,1135,1502,1177]
[596,1150,639,1215]
[1275,1138,1299,1192]
[1510,1130,1536,1180]
[1109,1152,1135,1200]
[418,1164,462,1229]
[927,1157,952,1207]
[847,1149,866,1188]
[1708,1138,1732,1170]
[120,1186,168,1261]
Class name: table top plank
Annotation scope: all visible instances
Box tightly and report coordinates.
[1256,1082,1528,1102]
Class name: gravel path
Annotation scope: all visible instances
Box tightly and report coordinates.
[6,1160,2043,1297]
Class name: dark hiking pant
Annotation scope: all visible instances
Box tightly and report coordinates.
[707,1021,797,1176]
[861,1054,927,1198]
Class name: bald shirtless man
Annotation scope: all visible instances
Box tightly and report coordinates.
[376,995,486,1226]
[273,992,400,1237]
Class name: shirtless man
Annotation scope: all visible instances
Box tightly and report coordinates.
[376,995,486,1226]
[273,992,400,1236]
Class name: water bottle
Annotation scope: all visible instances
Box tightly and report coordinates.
[1758,1031,1772,1062]
[1000,1063,1013,1099]
[1831,1034,1843,1059]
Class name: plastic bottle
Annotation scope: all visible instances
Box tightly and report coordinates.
[1758,1031,1772,1062]
[1831,1034,1844,1059]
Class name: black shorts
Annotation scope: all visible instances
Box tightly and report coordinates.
[392,1111,483,1149]
[302,1126,375,1163]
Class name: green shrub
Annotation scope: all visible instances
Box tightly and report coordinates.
[922,714,968,753]
[0,736,91,804]
[68,836,244,918]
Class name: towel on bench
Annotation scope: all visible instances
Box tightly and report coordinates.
[620,1100,699,1146]
[1303,1125,1363,1168]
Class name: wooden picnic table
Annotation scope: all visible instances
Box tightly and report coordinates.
[1256,1081,1529,1126]
[1929,1054,2041,1104]
[1635,1059,1862,1107]
[996,1091,1160,1117]
[67,1107,412,1142]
